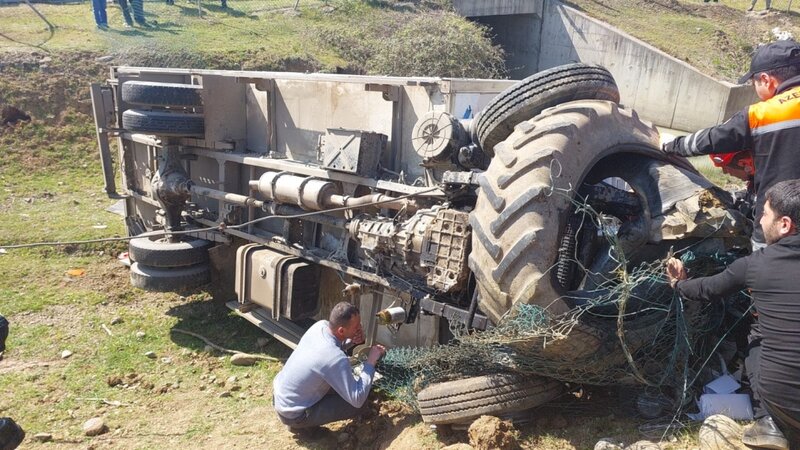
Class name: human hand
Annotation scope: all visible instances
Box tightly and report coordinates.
[366,344,386,366]
[352,327,365,346]
[665,257,687,288]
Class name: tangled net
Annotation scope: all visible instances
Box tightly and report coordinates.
[376,197,752,419]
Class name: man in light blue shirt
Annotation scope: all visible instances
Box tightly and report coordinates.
[273,302,386,429]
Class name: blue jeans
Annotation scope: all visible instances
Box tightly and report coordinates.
[92,0,107,26]
[276,392,366,429]
[130,0,146,24]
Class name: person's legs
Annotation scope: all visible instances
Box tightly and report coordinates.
[0,316,8,355]
[765,0,772,9]
[763,399,800,450]
[131,0,146,25]
[284,392,367,429]
[118,0,134,26]
[748,0,757,10]
[745,323,767,419]
[92,0,108,26]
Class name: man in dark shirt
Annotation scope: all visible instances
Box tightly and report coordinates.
[666,179,800,449]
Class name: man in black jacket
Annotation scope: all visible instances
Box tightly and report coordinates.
[666,179,800,449]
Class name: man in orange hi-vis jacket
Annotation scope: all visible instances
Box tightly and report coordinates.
[662,39,800,248]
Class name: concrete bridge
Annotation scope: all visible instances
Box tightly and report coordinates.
[453,0,755,132]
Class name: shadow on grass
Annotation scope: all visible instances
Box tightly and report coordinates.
[165,296,292,360]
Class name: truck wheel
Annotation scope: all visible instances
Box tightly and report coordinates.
[129,262,210,292]
[473,63,619,157]
[122,109,204,137]
[416,373,563,425]
[129,231,212,268]
[121,81,203,108]
[469,100,661,324]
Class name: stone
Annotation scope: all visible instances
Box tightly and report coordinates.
[595,439,624,450]
[135,331,145,339]
[226,376,237,385]
[467,416,520,450]
[256,337,270,348]
[230,353,258,366]
[83,417,108,436]
[219,391,232,398]
[110,317,123,325]
[60,350,73,359]
[144,351,156,359]
[625,441,661,450]
[33,432,52,442]
[698,415,748,450]
[441,445,474,450]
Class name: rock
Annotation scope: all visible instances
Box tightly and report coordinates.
[95,55,114,62]
[229,384,241,392]
[135,331,146,339]
[39,57,52,63]
[110,317,123,325]
[595,439,624,450]
[33,432,53,442]
[106,375,123,387]
[468,416,520,450]
[203,345,214,353]
[256,337,270,348]
[83,417,108,436]
[219,391,232,398]
[230,353,258,366]
[441,445,474,450]
[60,350,73,359]
[626,441,662,450]
[144,351,156,359]
[226,375,237,385]
[698,415,748,450]
[161,357,172,364]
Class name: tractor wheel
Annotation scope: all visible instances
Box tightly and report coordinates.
[130,262,210,292]
[122,109,204,137]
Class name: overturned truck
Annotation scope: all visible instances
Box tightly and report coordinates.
[91,64,749,424]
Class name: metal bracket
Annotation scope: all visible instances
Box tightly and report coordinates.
[365,84,401,102]
[419,296,491,330]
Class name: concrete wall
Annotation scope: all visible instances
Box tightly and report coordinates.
[453,0,543,17]
[537,1,757,131]
[472,14,542,80]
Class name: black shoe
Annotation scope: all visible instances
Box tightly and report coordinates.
[742,416,789,450]
[289,426,327,441]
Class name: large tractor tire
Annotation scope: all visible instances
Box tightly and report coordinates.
[473,63,620,157]
[468,100,661,324]
[416,373,563,425]
[129,231,212,268]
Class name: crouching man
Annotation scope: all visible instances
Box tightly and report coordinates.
[272,301,386,430]
[666,179,800,449]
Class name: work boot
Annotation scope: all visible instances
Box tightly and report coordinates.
[742,416,789,450]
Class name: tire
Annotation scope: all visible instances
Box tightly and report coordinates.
[416,373,563,425]
[121,81,203,108]
[129,262,210,292]
[122,109,204,137]
[468,100,661,324]
[473,63,620,157]
[129,231,212,268]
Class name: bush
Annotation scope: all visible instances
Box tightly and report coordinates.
[367,12,506,78]
[315,9,506,78]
